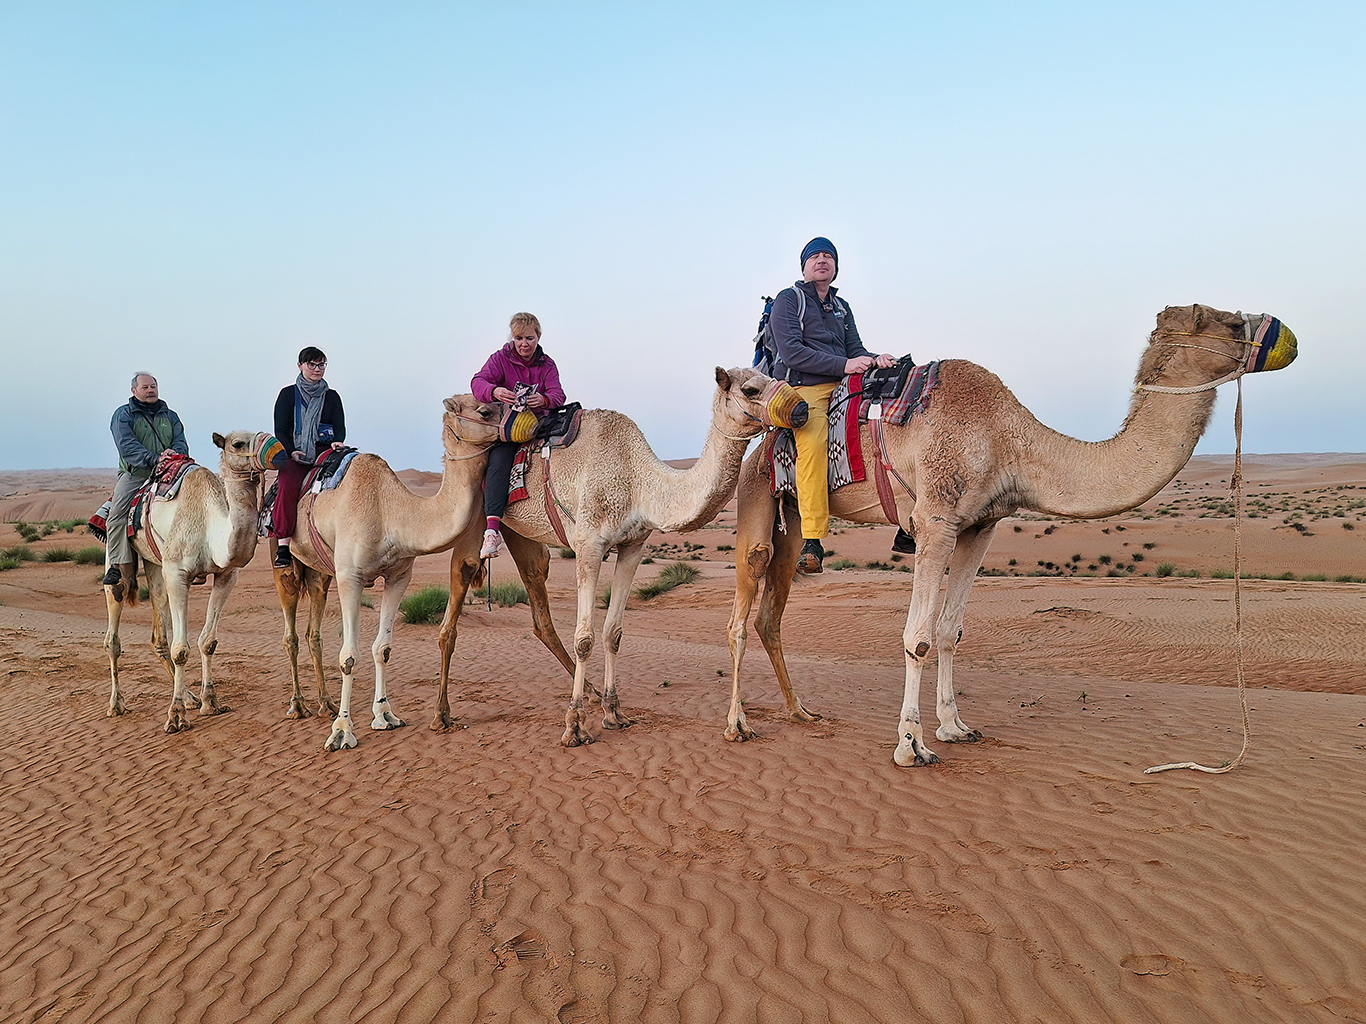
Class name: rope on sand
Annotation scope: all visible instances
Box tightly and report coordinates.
[1146,378,1251,775]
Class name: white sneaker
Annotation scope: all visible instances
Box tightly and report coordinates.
[480,529,503,559]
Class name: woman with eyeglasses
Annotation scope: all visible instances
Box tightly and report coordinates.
[270,346,347,568]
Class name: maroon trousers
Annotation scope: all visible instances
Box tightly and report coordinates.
[271,458,310,539]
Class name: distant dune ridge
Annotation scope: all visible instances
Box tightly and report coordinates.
[1,454,1363,1022]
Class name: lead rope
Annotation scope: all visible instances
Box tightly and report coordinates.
[1146,376,1251,774]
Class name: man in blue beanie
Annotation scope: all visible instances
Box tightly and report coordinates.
[769,237,897,572]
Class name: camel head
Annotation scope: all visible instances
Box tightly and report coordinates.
[1140,304,1298,391]
[212,431,287,474]
[441,394,501,451]
[714,366,809,437]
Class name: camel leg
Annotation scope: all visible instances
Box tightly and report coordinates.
[504,530,575,676]
[932,524,996,743]
[104,584,127,717]
[893,520,960,768]
[325,573,365,751]
[195,568,237,716]
[274,559,310,719]
[146,576,181,699]
[146,564,192,734]
[369,561,411,731]
[726,488,790,740]
[754,513,820,724]
[562,538,607,747]
[433,538,484,732]
[599,541,647,731]
[305,569,336,717]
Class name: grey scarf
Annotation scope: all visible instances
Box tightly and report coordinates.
[294,374,329,461]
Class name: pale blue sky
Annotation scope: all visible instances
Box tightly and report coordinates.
[2,1,1361,471]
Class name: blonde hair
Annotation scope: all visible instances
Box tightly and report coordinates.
[509,312,542,339]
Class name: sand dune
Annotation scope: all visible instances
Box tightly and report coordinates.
[1,456,1364,1022]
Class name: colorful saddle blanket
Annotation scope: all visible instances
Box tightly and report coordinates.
[506,404,585,505]
[257,446,359,537]
[128,455,198,536]
[768,360,939,498]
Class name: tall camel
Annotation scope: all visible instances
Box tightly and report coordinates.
[725,304,1298,766]
[434,366,808,747]
[104,431,284,732]
[273,394,575,752]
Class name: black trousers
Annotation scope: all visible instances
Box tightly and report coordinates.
[483,441,519,520]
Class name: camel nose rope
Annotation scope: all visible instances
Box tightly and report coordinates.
[1146,375,1251,775]
[1136,328,1257,395]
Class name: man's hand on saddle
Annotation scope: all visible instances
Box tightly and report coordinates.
[845,354,897,375]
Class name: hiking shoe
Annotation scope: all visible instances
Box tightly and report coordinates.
[891,527,917,554]
[796,538,824,574]
[480,529,503,559]
[102,566,123,587]
[273,547,293,569]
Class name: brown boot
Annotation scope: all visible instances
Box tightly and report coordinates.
[796,538,824,574]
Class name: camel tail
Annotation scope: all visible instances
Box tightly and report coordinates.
[123,552,141,607]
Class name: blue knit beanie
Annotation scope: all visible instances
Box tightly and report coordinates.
[800,237,838,279]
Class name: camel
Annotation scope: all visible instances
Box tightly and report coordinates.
[724,304,1298,766]
[273,394,575,752]
[433,366,808,747]
[103,431,283,732]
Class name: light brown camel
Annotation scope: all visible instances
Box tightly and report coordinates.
[433,366,808,746]
[103,431,283,732]
[273,394,574,752]
[725,304,1298,766]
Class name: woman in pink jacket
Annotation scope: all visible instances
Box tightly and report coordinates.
[470,312,566,559]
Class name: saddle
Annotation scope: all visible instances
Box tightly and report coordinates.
[257,446,359,539]
[506,403,584,504]
[767,359,940,510]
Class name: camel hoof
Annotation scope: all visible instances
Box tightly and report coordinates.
[107,700,127,718]
[324,728,358,751]
[201,702,230,716]
[286,698,313,720]
[182,691,202,711]
[430,713,456,733]
[601,715,634,731]
[790,706,822,724]
[164,716,191,734]
[371,712,406,731]
[723,723,756,742]
[560,728,595,748]
[318,699,339,718]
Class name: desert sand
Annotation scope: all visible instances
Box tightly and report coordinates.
[1,455,1364,1023]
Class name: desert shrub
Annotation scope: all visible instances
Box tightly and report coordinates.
[1106,569,1125,577]
[0,555,20,571]
[558,547,576,558]
[1301,573,1327,582]
[1143,542,1156,549]
[1334,574,1365,583]
[1210,568,1235,579]
[1007,558,1016,566]
[635,561,702,599]
[41,547,75,562]
[1130,552,1144,562]
[641,556,654,564]
[400,586,449,624]
[1155,562,1176,577]
[473,580,528,607]
[716,543,733,552]
[2,545,37,561]
[1098,554,1112,565]
[1179,569,1200,577]
[73,546,105,565]
[865,560,895,570]
[15,524,39,543]
[1343,522,1355,531]
[598,585,611,608]
[826,557,858,571]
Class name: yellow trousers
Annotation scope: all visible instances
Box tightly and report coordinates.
[793,381,838,539]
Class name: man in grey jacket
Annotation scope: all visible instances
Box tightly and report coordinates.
[104,372,188,593]
[771,237,896,572]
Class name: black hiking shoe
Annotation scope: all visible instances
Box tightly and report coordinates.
[274,547,293,569]
[796,538,825,574]
[102,566,123,587]
[891,527,916,554]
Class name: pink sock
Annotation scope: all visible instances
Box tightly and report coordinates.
[486,517,501,532]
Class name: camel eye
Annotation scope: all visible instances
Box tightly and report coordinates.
[741,384,761,399]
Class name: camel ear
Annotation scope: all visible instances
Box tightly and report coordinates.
[443,396,459,414]
[212,432,227,450]
[715,366,733,391]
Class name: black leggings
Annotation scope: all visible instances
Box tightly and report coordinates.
[483,441,519,520]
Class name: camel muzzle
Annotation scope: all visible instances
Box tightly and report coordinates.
[1244,315,1297,373]
[787,400,809,429]
[761,380,808,429]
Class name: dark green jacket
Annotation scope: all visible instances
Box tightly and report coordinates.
[111,398,188,478]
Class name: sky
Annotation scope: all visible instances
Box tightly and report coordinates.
[2,1,1362,472]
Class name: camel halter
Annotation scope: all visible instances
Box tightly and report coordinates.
[443,418,498,461]
[719,378,807,441]
[1136,313,1294,395]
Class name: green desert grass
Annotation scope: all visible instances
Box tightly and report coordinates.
[400,585,449,624]
[634,561,701,600]
[472,580,529,607]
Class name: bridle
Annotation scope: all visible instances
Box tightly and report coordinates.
[1136,313,1262,395]
[444,416,499,461]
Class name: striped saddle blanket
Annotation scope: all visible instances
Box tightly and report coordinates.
[768,360,939,498]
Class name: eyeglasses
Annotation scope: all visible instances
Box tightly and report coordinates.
[303,361,327,370]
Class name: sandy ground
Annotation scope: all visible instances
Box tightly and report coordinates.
[1,455,1364,1023]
